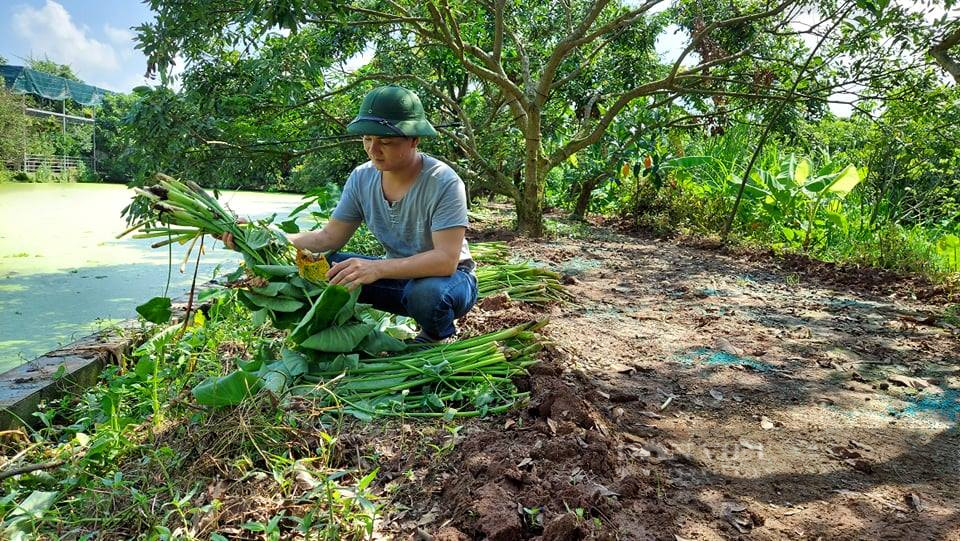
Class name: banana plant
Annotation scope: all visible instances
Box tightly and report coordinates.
[739,153,865,250]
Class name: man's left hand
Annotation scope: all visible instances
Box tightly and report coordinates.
[326,258,383,290]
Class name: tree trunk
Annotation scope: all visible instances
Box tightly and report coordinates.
[571,172,606,220]
[517,167,545,236]
[516,115,546,237]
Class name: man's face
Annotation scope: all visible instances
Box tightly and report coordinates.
[362,136,419,171]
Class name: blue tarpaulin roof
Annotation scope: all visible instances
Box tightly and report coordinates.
[1,65,109,106]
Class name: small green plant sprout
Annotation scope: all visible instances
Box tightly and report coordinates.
[522,505,544,530]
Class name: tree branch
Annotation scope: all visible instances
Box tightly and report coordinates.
[929,25,960,83]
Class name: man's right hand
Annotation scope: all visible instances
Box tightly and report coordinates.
[218,218,248,251]
[221,231,237,250]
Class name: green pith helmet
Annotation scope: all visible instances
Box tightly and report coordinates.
[346,85,438,137]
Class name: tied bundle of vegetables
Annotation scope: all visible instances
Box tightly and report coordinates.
[469,242,574,304]
[294,320,546,419]
[470,241,510,265]
[476,263,574,304]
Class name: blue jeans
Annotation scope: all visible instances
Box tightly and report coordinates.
[327,252,478,340]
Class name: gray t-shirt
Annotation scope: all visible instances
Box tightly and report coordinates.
[331,153,472,266]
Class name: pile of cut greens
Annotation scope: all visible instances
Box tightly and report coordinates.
[121,174,557,418]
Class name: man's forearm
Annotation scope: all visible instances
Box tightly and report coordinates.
[289,230,339,253]
[376,249,459,280]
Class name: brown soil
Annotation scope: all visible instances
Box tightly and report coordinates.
[364,219,960,540]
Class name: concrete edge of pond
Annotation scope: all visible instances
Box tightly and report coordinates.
[0,292,209,431]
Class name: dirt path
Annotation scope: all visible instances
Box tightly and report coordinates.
[373,225,959,540]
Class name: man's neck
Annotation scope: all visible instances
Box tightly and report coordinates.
[381,152,423,187]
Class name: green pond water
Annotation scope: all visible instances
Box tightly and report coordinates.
[0,183,306,373]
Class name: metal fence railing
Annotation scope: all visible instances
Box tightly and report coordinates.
[15,154,95,174]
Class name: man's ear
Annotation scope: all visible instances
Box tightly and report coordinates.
[410,137,420,149]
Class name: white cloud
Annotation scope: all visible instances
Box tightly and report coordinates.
[11,1,121,83]
[103,24,135,47]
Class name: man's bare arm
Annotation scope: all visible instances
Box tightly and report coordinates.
[325,227,465,290]
[288,218,360,253]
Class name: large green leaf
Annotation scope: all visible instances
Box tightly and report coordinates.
[334,286,363,325]
[243,228,276,250]
[136,296,172,324]
[793,158,811,185]
[252,264,298,277]
[2,490,59,540]
[192,370,263,406]
[241,291,304,312]
[299,323,375,352]
[358,330,408,355]
[260,349,309,395]
[827,165,862,196]
[937,234,960,251]
[659,156,720,169]
[251,282,287,297]
[289,284,351,343]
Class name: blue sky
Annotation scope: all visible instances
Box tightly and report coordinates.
[0,0,158,92]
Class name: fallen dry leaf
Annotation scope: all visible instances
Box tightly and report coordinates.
[709,389,724,401]
[760,416,775,430]
[887,374,932,389]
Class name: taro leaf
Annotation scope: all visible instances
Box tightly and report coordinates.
[335,287,363,325]
[237,291,261,312]
[300,323,375,352]
[10,490,58,519]
[198,287,231,302]
[136,296,172,324]
[251,308,269,327]
[253,264,298,277]
[358,330,408,355]
[290,300,321,343]
[272,309,303,330]
[335,353,361,370]
[241,291,304,312]
[290,285,351,343]
[289,275,321,293]
[2,490,59,539]
[336,375,409,392]
[251,282,287,297]
[319,353,361,373]
[343,403,374,422]
[260,349,309,395]
[134,357,156,380]
[236,357,263,372]
[279,282,305,299]
[383,315,418,340]
[243,228,275,251]
[278,218,300,234]
[192,370,263,406]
